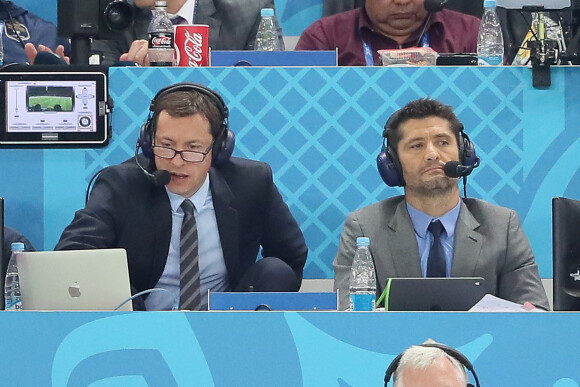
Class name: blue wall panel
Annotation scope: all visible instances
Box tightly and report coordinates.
[2,66,578,280]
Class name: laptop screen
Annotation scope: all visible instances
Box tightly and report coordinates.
[379,277,487,311]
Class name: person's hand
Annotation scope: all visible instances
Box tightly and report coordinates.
[119,39,150,66]
[24,43,70,64]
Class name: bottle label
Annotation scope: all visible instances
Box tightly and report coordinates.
[478,56,503,66]
[5,299,22,310]
[149,32,174,49]
[350,292,375,311]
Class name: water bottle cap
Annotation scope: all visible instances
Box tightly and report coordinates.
[11,242,25,251]
[261,8,274,17]
[484,0,496,7]
[356,237,370,246]
[155,0,167,7]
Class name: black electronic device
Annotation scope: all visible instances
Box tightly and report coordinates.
[58,0,133,64]
[377,277,487,311]
[0,71,110,146]
[436,53,478,66]
[552,196,580,310]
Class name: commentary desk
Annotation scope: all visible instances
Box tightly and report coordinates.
[1,311,578,386]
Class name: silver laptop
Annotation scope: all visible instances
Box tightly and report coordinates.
[17,248,133,311]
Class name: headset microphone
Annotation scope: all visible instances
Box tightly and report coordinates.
[443,160,480,178]
[424,0,448,13]
[135,140,171,186]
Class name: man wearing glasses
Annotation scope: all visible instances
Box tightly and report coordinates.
[56,83,307,311]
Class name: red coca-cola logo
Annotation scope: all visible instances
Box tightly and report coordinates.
[182,31,205,67]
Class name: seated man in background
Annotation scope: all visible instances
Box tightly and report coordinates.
[92,0,285,66]
[296,0,480,66]
[333,98,549,310]
[3,226,35,268]
[0,0,69,65]
[385,339,478,387]
[56,82,307,310]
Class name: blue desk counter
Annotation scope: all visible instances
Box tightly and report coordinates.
[1,311,579,386]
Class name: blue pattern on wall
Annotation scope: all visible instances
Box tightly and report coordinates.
[4,66,579,280]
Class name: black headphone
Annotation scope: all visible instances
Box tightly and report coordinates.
[384,343,480,387]
[138,82,235,167]
[376,110,478,187]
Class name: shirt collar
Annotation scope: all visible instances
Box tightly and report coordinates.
[166,172,210,213]
[168,0,196,24]
[358,7,446,45]
[407,198,461,239]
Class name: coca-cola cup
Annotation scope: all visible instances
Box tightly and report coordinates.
[174,24,210,67]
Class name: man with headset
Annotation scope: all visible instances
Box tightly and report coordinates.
[333,98,549,310]
[384,339,480,387]
[56,82,307,311]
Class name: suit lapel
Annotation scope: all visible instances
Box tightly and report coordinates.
[149,187,173,283]
[374,199,422,291]
[196,0,221,48]
[209,168,239,278]
[451,201,482,276]
[388,200,423,277]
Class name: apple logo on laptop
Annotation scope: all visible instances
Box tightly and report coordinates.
[68,282,82,298]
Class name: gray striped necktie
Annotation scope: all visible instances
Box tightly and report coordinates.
[180,199,201,310]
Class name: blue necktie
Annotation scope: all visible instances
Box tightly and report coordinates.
[180,199,201,310]
[427,220,446,277]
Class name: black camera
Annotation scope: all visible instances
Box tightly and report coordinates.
[58,0,134,64]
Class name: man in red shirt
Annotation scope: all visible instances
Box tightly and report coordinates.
[296,0,480,66]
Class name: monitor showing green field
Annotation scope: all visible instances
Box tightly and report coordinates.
[26,86,74,112]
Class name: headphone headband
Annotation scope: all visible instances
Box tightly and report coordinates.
[377,117,478,187]
[137,82,235,168]
[149,82,229,121]
[384,343,480,387]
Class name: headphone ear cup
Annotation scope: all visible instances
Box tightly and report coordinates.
[460,132,479,168]
[139,119,154,159]
[377,145,405,187]
[212,128,235,167]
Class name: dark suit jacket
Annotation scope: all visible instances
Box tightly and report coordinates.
[334,195,550,310]
[92,0,285,66]
[55,156,307,302]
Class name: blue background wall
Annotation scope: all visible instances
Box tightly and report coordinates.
[3,66,580,280]
[13,0,323,37]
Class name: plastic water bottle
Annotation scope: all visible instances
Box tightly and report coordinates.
[148,0,174,66]
[0,20,5,66]
[254,8,280,51]
[349,237,376,311]
[477,0,504,66]
[4,242,24,310]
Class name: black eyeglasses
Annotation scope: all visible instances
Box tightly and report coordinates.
[152,141,214,163]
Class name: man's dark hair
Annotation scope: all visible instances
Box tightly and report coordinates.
[151,90,223,140]
[383,98,463,153]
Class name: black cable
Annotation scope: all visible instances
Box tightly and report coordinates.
[85,167,107,204]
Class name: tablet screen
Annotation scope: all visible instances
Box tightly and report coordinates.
[0,71,109,146]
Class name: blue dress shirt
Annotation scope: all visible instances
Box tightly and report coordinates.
[406,199,461,277]
[145,173,230,310]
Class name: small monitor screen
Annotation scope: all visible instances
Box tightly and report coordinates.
[0,71,109,146]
